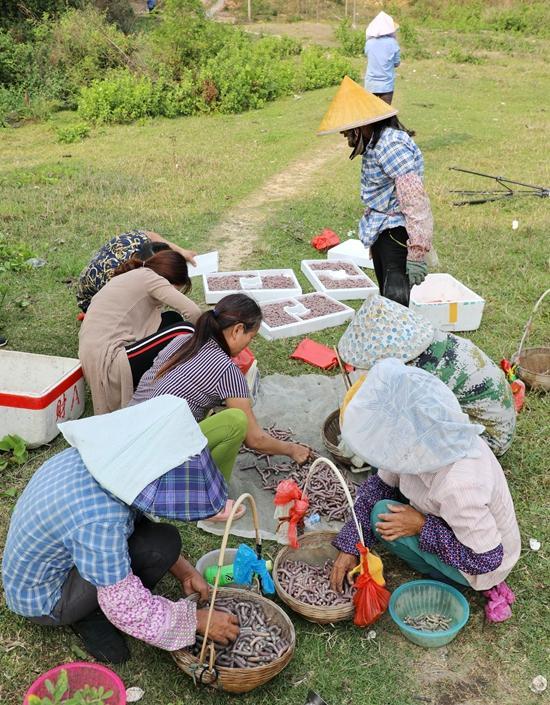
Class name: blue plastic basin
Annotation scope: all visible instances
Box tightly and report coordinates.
[389,580,470,648]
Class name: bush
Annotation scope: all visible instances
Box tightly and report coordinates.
[78,69,199,123]
[0,30,33,86]
[294,47,356,91]
[198,39,293,113]
[44,7,135,106]
[55,122,90,143]
[335,19,364,56]
[94,0,136,33]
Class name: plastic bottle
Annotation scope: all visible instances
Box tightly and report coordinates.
[203,560,273,586]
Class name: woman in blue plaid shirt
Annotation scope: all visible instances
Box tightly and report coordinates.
[318,77,433,307]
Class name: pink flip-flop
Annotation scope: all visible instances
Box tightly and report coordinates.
[206,499,246,523]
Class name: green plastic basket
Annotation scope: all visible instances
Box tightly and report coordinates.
[389,580,469,648]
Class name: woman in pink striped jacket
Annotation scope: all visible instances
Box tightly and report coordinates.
[330,359,520,622]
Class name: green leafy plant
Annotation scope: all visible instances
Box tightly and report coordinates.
[55,122,90,143]
[28,669,113,705]
[0,434,28,470]
[335,19,364,56]
[0,235,35,273]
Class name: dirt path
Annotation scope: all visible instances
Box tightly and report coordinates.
[210,140,346,270]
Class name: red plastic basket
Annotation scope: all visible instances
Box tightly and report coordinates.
[24,662,126,704]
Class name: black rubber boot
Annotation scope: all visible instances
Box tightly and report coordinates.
[71,609,130,664]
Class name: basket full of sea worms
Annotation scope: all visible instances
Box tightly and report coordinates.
[172,587,295,693]
[273,530,355,625]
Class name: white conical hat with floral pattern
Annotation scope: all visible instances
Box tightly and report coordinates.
[338,294,435,370]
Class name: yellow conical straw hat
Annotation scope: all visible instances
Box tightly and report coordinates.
[317,76,398,136]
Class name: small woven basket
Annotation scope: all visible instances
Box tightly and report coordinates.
[273,457,366,625]
[273,529,354,624]
[512,289,550,391]
[171,493,295,693]
[322,409,353,468]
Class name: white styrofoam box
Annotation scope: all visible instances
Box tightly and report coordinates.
[0,350,85,447]
[301,259,378,301]
[327,239,374,269]
[259,292,354,340]
[203,269,302,304]
[410,273,485,332]
[187,250,218,278]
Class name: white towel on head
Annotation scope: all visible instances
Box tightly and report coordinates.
[342,358,484,474]
[58,395,207,504]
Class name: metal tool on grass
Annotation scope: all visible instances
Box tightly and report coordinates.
[449,166,549,205]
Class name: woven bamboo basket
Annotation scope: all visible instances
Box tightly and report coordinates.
[273,529,354,624]
[273,457,366,625]
[512,289,550,391]
[171,493,295,693]
[322,409,353,468]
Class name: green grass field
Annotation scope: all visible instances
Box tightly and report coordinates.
[1,25,549,705]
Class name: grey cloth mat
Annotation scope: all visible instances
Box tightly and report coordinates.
[197,373,369,542]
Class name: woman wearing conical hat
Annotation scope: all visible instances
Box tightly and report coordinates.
[338,294,516,457]
[364,11,401,105]
[318,77,433,307]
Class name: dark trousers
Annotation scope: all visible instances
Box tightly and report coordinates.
[371,226,411,307]
[30,519,181,626]
[125,311,194,389]
[374,91,394,105]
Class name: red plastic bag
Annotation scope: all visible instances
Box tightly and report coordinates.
[353,543,391,627]
[290,339,353,372]
[500,358,526,412]
[311,228,340,252]
[274,480,309,548]
[232,347,255,375]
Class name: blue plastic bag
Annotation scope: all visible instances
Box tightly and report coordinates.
[233,544,275,595]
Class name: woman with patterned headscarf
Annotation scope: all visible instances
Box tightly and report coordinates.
[338,295,516,457]
[330,359,520,622]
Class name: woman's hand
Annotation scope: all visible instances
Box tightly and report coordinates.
[375,504,426,541]
[196,609,240,645]
[170,556,209,600]
[289,443,311,465]
[330,551,359,593]
[178,247,197,266]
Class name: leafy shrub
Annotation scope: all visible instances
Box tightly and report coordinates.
[55,122,90,143]
[94,0,136,33]
[335,19,364,56]
[45,7,135,106]
[78,70,160,124]
[78,69,199,123]
[294,47,356,91]
[0,30,33,86]
[198,39,292,113]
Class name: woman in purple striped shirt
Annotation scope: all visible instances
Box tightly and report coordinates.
[131,294,310,518]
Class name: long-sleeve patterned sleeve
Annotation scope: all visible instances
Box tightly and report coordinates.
[333,474,399,555]
[395,172,433,261]
[419,515,504,575]
[97,572,197,651]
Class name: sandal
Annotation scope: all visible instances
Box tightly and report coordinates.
[206,499,246,523]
